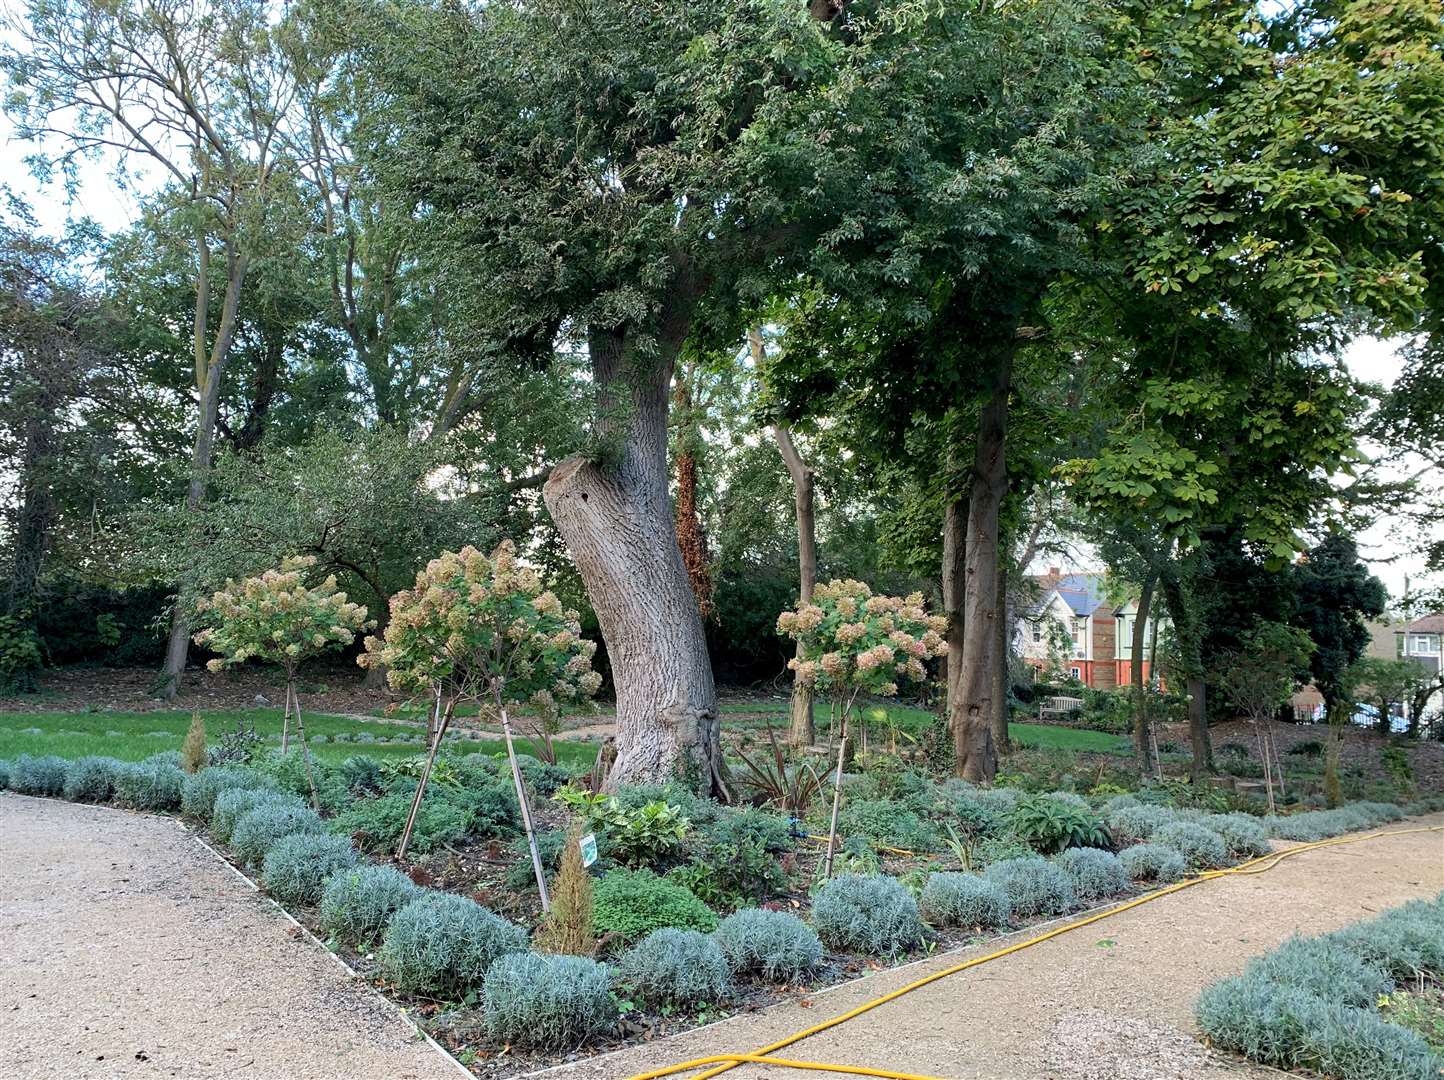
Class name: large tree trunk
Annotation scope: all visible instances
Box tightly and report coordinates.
[1131,572,1157,769]
[953,357,1011,781]
[159,241,250,700]
[543,299,723,796]
[773,420,817,747]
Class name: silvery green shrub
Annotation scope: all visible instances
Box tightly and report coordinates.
[918,872,1011,929]
[181,766,266,820]
[230,802,324,868]
[812,874,923,956]
[0,760,10,789]
[483,953,617,1049]
[616,928,730,1006]
[212,788,298,843]
[112,761,185,812]
[1119,843,1188,883]
[262,833,360,906]
[319,864,421,946]
[1057,848,1129,903]
[712,909,823,983]
[1151,821,1228,868]
[982,857,1076,919]
[10,754,68,797]
[1206,813,1272,859]
[1105,802,1176,843]
[62,756,123,803]
[379,892,527,998]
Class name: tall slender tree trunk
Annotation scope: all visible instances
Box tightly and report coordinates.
[751,331,818,747]
[544,288,723,796]
[160,239,250,699]
[1131,572,1157,769]
[942,487,966,727]
[953,357,1011,781]
[992,567,1011,753]
[774,420,817,747]
[672,376,712,618]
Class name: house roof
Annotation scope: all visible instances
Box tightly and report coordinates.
[1054,573,1109,617]
[1406,614,1444,633]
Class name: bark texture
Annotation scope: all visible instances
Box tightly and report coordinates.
[159,241,250,698]
[953,358,1011,781]
[543,301,723,795]
[1131,573,1157,768]
[991,568,1010,753]
[773,419,817,748]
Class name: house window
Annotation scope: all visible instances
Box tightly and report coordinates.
[1411,635,1440,656]
[1069,666,1083,680]
[1032,622,1042,643]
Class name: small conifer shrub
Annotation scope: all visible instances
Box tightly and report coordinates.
[262,833,360,906]
[482,953,617,1049]
[534,822,596,956]
[319,864,421,946]
[812,874,923,956]
[616,929,731,1007]
[181,712,208,773]
[712,909,823,983]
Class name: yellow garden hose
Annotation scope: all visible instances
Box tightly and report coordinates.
[627,823,1444,1080]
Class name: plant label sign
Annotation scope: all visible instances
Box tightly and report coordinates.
[579,832,598,868]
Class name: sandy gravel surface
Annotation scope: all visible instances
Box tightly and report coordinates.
[0,793,456,1080]
[543,815,1444,1080]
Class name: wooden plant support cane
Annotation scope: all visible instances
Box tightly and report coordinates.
[500,703,551,912]
[397,688,452,860]
[822,709,850,880]
[288,682,321,812]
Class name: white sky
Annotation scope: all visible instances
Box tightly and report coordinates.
[3,112,1438,604]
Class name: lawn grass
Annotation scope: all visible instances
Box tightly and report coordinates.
[1007,722,1130,753]
[0,709,598,769]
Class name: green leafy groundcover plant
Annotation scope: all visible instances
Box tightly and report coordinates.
[593,869,718,941]
[1196,893,1444,1080]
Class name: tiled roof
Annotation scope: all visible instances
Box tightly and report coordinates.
[1406,613,1444,633]
[1054,573,1108,617]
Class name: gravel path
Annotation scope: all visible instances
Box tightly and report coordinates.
[543,814,1444,1080]
[0,793,457,1080]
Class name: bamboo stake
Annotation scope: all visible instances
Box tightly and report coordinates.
[500,698,550,912]
[822,701,852,880]
[290,681,321,812]
[280,680,292,755]
[397,690,451,860]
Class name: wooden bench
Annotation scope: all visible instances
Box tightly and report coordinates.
[1038,696,1084,723]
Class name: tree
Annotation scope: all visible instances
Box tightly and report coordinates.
[1353,657,1423,736]
[194,556,372,807]
[4,0,302,697]
[358,543,602,883]
[1291,536,1387,719]
[1212,620,1314,811]
[357,0,877,793]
